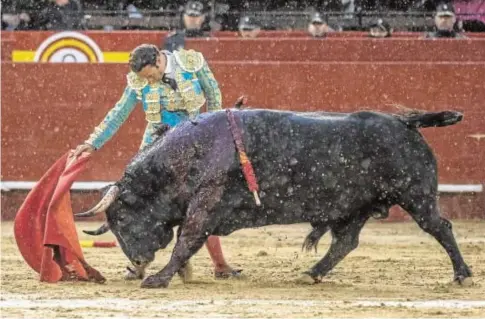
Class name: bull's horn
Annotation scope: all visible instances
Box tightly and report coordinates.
[75,185,119,217]
[82,223,110,236]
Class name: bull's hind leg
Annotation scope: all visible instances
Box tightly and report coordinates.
[301,213,370,283]
[141,186,224,288]
[401,195,472,284]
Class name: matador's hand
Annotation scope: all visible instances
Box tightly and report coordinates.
[72,143,95,158]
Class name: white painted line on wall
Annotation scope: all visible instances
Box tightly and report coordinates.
[1,181,483,193]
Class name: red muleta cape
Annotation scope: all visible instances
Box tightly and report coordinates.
[14,151,105,283]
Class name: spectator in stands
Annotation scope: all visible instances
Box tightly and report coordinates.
[1,13,32,30]
[1,0,37,31]
[163,1,209,52]
[423,2,467,38]
[341,0,356,19]
[209,15,224,32]
[238,16,261,38]
[127,3,143,19]
[210,2,238,31]
[307,12,333,38]
[38,0,83,30]
[368,18,393,38]
[454,18,464,32]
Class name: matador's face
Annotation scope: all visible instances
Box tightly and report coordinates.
[137,55,165,84]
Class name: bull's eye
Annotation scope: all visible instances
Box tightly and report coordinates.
[154,222,164,228]
[117,215,130,226]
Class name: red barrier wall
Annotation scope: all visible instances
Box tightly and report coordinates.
[2,62,484,182]
[1,32,484,220]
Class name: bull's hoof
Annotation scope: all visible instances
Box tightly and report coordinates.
[140,275,170,288]
[454,276,474,287]
[124,266,144,281]
[295,272,320,284]
[124,271,143,281]
[177,262,194,283]
[214,269,243,280]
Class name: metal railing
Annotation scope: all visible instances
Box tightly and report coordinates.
[2,9,485,31]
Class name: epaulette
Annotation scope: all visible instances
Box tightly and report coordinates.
[126,71,148,90]
[173,48,204,73]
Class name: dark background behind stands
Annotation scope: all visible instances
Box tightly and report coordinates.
[1,0,485,32]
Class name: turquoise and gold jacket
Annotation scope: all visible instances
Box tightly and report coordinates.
[85,49,222,150]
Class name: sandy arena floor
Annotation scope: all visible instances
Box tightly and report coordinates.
[1,220,484,318]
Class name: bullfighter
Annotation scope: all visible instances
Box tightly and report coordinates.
[72,43,241,281]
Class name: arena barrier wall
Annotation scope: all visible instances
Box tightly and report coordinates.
[1,31,484,220]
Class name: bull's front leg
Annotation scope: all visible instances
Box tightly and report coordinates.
[141,186,223,288]
[140,220,209,288]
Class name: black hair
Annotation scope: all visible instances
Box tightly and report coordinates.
[129,44,160,73]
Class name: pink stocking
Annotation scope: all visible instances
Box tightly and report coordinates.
[205,235,228,270]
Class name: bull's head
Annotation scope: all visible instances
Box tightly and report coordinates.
[77,184,175,268]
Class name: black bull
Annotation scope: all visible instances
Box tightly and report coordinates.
[77,109,472,288]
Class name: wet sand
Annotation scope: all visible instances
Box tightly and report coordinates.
[1,220,484,318]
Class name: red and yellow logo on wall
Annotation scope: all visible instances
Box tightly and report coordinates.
[35,31,104,63]
[13,31,111,63]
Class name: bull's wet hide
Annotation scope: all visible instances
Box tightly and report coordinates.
[78,108,471,289]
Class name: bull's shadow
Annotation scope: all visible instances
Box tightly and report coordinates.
[77,108,472,289]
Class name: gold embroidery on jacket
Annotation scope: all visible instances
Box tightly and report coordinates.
[145,87,161,123]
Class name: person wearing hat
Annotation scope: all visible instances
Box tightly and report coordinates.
[307,12,333,38]
[368,19,393,38]
[163,1,210,52]
[423,2,467,38]
[238,16,261,38]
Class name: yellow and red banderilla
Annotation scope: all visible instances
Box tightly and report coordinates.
[226,104,261,206]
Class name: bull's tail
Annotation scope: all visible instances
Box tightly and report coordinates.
[395,110,463,129]
[233,95,248,109]
[302,225,329,253]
